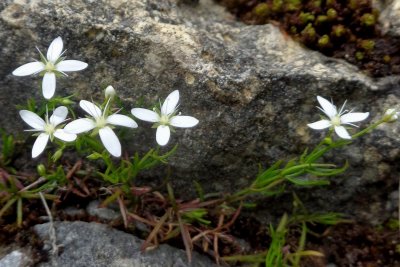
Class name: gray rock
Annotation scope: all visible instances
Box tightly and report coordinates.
[0,0,399,224]
[34,221,216,267]
[379,0,400,36]
[86,200,121,222]
[0,250,32,267]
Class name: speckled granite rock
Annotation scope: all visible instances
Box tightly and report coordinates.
[34,221,216,267]
[0,0,399,224]
[379,0,400,37]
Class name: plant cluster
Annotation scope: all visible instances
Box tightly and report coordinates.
[1,36,399,266]
[217,0,400,77]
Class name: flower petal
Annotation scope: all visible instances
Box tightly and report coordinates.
[47,37,63,62]
[99,126,121,157]
[42,72,56,99]
[54,129,77,142]
[170,116,199,128]
[19,110,45,130]
[334,126,351,139]
[80,100,102,118]
[156,125,170,146]
[56,60,88,72]
[32,133,49,158]
[161,90,179,115]
[131,108,159,122]
[12,62,44,76]
[307,120,331,130]
[107,114,138,128]
[341,112,369,124]
[50,106,68,126]
[64,118,95,134]
[317,96,337,118]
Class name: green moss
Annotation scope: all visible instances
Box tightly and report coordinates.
[361,13,376,26]
[299,12,315,25]
[326,0,336,7]
[285,0,301,11]
[301,23,316,39]
[355,51,364,61]
[254,3,270,17]
[349,0,358,10]
[383,55,391,63]
[318,35,330,47]
[327,8,337,20]
[331,25,346,38]
[272,0,283,12]
[360,39,375,51]
[316,15,328,26]
[312,0,322,8]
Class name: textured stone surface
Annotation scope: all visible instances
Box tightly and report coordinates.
[0,0,399,223]
[379,0,400,37]
[0,250,33,267]
[34,221,216,267]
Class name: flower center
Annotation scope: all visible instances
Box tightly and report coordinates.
[331,116,341,126]
[45,61,56,72]
[44,123,55,135]
[95,116,107,128]
[159,114,170,125]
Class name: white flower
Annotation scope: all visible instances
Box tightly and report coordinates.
[131,90,199,146]
[307,96,369,139]
[12,37,88,99]
[64,100,138,157]
[19,106,77,158]
[383,108,399,122]
[105,85,116,99]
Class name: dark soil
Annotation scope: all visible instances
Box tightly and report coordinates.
[216,0,400,78]
[232,215,400,266]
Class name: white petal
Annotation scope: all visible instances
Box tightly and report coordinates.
[341,112,369,124]
[317,96,337,118]
[156,125,170,146]
[19,110,45,130]
[54,129,77,142]
[170,116,199,128]
[131,108,159,122]
[56,60,88,72]
[47,37,63,62]
[334,126,351,139]
[12,62,44,76]
[64,118,95,134]
[161,90,179,115]
[107,114,138,128]
[99,126,121,157]
[307,120,331,130]
[50,106,68,126]
[32,133,49,158]
[80,100,102,118]
[42,72,56,99]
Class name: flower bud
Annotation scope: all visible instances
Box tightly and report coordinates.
[37,164,46,176]
[52,149,63,162]
[87,152,103,160]
[61,98,74,105]
[105,85,116,99]
[323,137,333,145]
[383,108,399,123]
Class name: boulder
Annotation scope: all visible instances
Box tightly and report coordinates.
[33,221,216,267]
[0,0,399,223]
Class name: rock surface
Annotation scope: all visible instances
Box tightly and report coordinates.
[379,0,400,37]
[34,221,216,267]
[0,250,33,267]
[0,0,399,223]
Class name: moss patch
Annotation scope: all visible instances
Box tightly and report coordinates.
[217,0,400,77]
